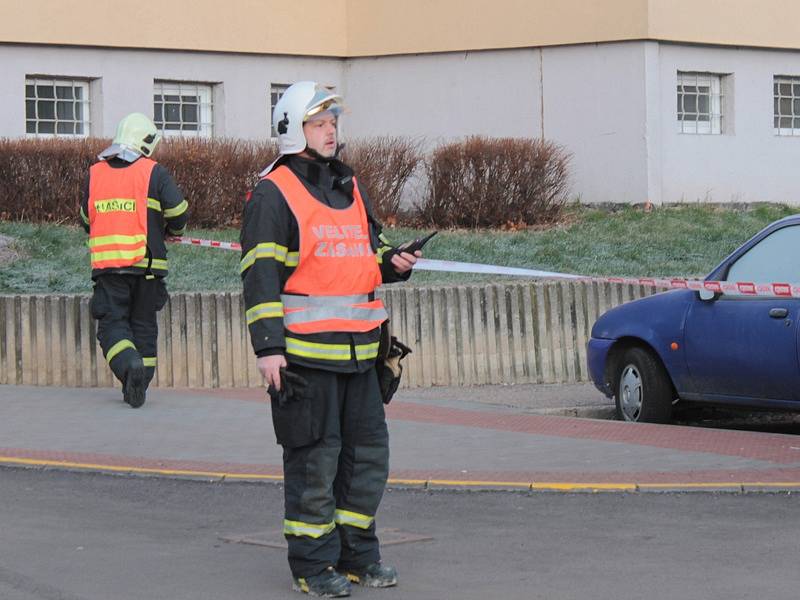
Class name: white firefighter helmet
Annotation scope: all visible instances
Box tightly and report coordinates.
[98,112,162,162]
[272,81,343,155]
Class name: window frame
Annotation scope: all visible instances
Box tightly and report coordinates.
[25,76,91,138]
[774,75,800,136]
[677,71,723,135]
[153,80,214,138]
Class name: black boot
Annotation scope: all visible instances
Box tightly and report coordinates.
[292,566,351,597]
[123,358,146,409]
[342,562,397,588]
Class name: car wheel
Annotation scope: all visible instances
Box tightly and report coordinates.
[614,347,673,424]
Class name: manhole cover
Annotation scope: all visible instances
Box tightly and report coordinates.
[220,527,433,549]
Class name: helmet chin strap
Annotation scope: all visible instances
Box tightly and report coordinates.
[300,144,354,195]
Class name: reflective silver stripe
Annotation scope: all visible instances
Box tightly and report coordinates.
[280,294,371,308]
[283,305,388,326]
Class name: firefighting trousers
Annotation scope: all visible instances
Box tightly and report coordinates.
[271,364,389,578]
[90,274,169,386]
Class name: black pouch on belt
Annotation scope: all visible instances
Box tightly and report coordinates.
[376,322,412,405]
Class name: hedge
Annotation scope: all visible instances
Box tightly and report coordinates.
[0,135,570,228]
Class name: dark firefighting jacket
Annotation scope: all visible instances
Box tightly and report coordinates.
[240,155,408,373]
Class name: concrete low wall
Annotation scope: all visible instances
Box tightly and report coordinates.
[0,281,654,389]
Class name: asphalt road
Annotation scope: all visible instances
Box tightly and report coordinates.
[2,467,799,600]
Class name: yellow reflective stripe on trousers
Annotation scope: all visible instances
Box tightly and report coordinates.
[88,233,147,248]
[354,342,380,360]
[240,242,290,273]
[283,519,335,538]
[142,357,157,367]
[285,337,352,360]
[147,198,161,211]
[105,339,136,363]
[167,226,186,236]
[164,199,188,218]
[246,302,284,325]
[132,257,169,270]
[334,508,374,530]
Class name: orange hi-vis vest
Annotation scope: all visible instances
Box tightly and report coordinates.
[87,158,154,270]
[266,166,388,335]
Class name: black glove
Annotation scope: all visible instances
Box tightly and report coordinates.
[267,367,313,408]
[376,337,412,405]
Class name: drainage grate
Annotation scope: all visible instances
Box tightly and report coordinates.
[220,527,433,549]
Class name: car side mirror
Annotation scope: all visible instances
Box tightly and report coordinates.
[698,288,717,302]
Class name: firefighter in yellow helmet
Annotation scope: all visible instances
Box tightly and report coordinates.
[79,112,188,407]
[240,82,421,597]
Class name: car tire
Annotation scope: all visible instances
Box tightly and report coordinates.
[614,346,673,424]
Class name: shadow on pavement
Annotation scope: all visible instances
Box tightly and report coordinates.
[671,404,800,435]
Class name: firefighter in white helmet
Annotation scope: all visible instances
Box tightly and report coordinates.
[79,112,188,408]
[240,82,420,597]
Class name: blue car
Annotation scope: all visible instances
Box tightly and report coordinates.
[588,214,800,423]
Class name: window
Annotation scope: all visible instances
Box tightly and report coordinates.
[677,72,723,134]
[153,81,213,137]
[774,76,800,136]
[25,77,90,136]
[269,83,290,137]
[726,225,800,283]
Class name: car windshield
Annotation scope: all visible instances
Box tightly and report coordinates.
[725,224,800,282]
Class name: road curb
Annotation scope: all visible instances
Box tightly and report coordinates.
[3,457,800,494]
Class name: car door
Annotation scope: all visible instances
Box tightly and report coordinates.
[684,224,800,402]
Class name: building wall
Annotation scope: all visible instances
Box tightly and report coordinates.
[5,0,800,57]
[5,40,800,205]
[344,43,651,205]
[345,0,647,56]
[656,44,800,204]
[542,43,650,204]
[0,45,342,140]
[343,49,542,141]
[0,0,349,56]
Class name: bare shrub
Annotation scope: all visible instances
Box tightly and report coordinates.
[156,138,277,227]
[0,138,278,227]
[417,136,572,229]
[340,137,423,224]
[0,137,106,222]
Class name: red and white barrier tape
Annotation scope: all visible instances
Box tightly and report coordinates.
[168,236,242,251]
[167,236,800,298]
